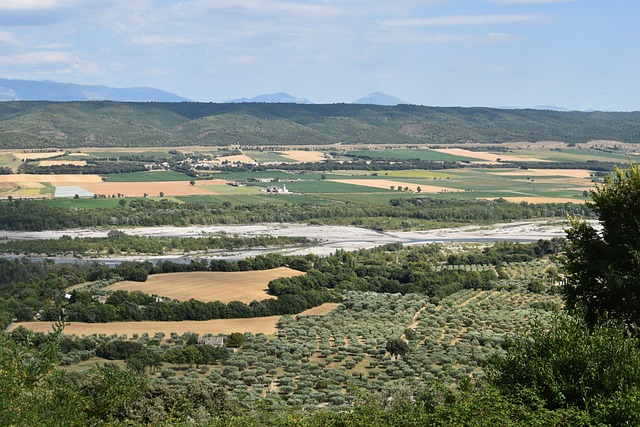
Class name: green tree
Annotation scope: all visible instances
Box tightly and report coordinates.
[489,314,640,423]
[226,332,246,348]
[564,162,640,329]
[385,338,409,359]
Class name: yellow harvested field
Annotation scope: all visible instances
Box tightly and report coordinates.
[80,181,213,197]
[39,160,87,167]
[281,150,326,162]
[11,151,64,160]
[488,169,592,179]
[0,174,104,183]
[14,182,45,189]
[107,267,306,303]
[432,148,548,162]
[331,179,461,193]
[216,154,255,164]
[12,302,338,336]
[12,317,283,336]
[296,303,340,316]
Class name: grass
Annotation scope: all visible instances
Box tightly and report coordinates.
[214,171,323,181]
[0,153,19,169]
[42,197,129,208]
[251,180,393,194]
[516,148,640,163]
[346,148,477,162]
[244,150,296,163]
[87,150,176,159]
[201,184,260,194]
[104,171,196,182]
[174,195,224,205]
[317,192,418,204]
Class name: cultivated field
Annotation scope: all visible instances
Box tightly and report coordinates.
[11,151,64,160]
[281,150,326,162]
[331,179,461,194]
[0,174,104,183]
[107,267,306,303]
[13,302,341,336]
[39,160,88,167]
[80,181,213,197]
[432,148,549,162]
[15,317,283,336]
[215,154,256,164]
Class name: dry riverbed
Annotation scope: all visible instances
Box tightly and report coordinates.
[0,220,590,263]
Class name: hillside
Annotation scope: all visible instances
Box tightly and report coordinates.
[0,78,190,102]
[0,101,639,148]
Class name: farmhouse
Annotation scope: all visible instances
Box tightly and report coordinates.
[264,184,290,194]
[198,336,225,347]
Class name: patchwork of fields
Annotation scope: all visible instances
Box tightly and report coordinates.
[0,144,630,203]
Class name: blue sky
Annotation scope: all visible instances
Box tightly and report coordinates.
[0,0,638,110]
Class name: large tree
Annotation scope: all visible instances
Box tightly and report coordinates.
[564,162,640,329]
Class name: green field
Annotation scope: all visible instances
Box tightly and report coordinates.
[201,184,260,194]
[214,171,323,181]
[244,150,295,163]
[250,180,395,194]
[42,197,129,208]
[0,153,18,169]
[515,148,640,163]
[104,171,196,182]
[89,150,175,159]
[347,148,477,162]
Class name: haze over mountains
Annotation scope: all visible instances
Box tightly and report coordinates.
[0,79,191,102]
[0,79,411,106]
[0,78,604,111]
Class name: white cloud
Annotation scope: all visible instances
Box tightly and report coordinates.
[0,51,73,66]
[132,34,192,46]
[0,0,80,11]
[0,31,21,46]
[382,14,545,28]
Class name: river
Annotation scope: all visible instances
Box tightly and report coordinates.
[0,220,586,266]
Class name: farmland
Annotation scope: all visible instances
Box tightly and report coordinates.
[2,101,640,424]
[107,267,306,303]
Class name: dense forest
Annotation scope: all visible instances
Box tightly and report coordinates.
[1,101,639,148]
[0,197,594,231]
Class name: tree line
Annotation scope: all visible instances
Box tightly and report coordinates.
[0,196,594,231]
[0,233,313,257]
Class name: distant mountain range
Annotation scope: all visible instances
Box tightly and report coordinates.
[0,78,191,102]
[0,80,412,106]
[227,92,313,104]
[353,92,407,106]
[227,91,407,106]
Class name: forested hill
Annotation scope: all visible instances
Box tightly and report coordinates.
[0,101,639,149]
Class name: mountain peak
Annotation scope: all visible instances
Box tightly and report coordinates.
[353,92,406,106]
[0,78,190,102]
[227,92,312,104]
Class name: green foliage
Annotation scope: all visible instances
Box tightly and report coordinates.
[564,162,640,329]
[385,338,409,358]
[489,314,640,414]
[226,332,247,348]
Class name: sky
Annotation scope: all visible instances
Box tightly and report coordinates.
[0,0,638,111]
